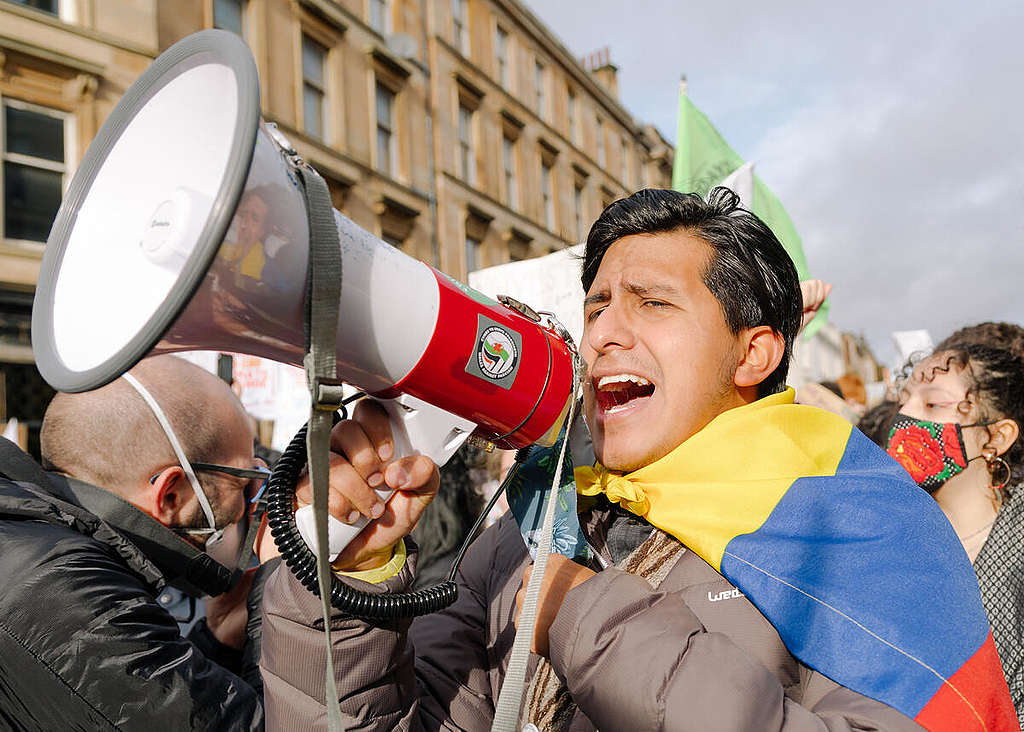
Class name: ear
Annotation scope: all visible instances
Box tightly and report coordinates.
[146,466,193,527]
[733,326,786,391]
[985,418,1020,458]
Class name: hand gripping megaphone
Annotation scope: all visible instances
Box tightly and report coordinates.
[31,31,580,616]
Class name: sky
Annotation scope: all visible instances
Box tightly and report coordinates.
[524,0,1024,365]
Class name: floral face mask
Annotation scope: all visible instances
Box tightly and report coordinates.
[885,414,972,493]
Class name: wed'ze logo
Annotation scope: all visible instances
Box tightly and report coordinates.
[465,316,523,389]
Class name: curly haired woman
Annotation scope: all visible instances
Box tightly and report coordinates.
[886,338,1024,722]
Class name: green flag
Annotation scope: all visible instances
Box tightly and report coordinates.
[672,87,828,336]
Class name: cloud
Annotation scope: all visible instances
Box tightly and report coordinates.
[526,0,1024,364]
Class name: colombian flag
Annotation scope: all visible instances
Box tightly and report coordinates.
[575,388,1016,730]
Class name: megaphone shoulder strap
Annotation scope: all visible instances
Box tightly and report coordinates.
[294,161,345,732]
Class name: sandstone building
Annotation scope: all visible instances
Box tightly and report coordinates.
[0,0,673,452]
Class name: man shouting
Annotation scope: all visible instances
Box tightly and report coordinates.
[261,189,1013,731]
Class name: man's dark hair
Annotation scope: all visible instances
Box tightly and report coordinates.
[581,187,802,396]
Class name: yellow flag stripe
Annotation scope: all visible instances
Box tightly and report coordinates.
[576,388,854,571]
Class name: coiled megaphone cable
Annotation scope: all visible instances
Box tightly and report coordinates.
[265,418,526,620]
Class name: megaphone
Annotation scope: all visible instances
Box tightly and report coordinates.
[31,31,579,568]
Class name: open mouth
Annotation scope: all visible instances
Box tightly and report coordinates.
[594,374,656,415]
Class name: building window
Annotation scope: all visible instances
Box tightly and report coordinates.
[381,232,403,248]
[595,116,605,168]
[213,0,246,36]
[541,159,554,230]
[301,35,328,140]
[573,182,585,242]
[458,103,475,185]
[465,232,482,274]
[495,26,509,89]
[601,186,615,210]
[620,135,630,184]
[534,61,545,118]
[502,135,517,210]
[567,89,577,144]
[369,0,389,34]
[2,100,67,243]
[451,0,469,56]
[375,83,396,176]
[8,0,58,15]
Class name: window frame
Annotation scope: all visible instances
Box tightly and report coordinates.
[502,134,517,211]
[451,0,469,56]
[567,88,577,145]
[1,97,72,246]
[494,25,509,89]
[7,0,59,16]
[540,157,555,231]
[620,134,630,185]
[374,81,397,177]
[212,0,248,37]
[368,0,390,35]
[573,181,585,242]
[465,231,482,274]
[457,102,476,186]
[300,33,329,142]
[534,59,546,119]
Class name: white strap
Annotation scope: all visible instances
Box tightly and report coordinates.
[491,392,580,731]
[121,372,218,534]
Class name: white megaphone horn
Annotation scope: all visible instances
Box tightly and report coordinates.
[31,30,579,562]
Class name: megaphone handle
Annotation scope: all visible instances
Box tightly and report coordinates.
[294,499,388,562]
[294,394,477,561]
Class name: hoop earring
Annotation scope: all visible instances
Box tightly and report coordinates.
[984,453,1012,491]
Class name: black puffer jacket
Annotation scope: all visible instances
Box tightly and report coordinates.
[0,442,263,731]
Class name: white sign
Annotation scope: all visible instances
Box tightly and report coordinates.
[891,329,934,366]
[469,243,586,347]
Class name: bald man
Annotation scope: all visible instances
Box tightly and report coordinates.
[0,356,267,730]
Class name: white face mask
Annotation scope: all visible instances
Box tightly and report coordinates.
[122,372,222,540]
[204,518,245,566]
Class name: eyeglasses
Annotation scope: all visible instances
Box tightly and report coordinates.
[149,462,272,503]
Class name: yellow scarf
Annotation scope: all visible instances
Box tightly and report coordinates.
[574,387,853,571]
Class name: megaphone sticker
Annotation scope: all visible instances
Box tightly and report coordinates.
[466,316,522,389]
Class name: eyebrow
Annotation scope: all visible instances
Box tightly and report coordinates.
[583,281,683,309]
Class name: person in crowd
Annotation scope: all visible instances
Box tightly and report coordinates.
[886,343,1022,561]
[798,278,831,332]
[259,188,1013,729]
[0,355,270,729]
[796,380,863,423]
[859,398,900,448]
[221,187,274,281]
[885,324,1024,723]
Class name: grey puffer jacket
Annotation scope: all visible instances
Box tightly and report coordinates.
[260,502,923,730]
